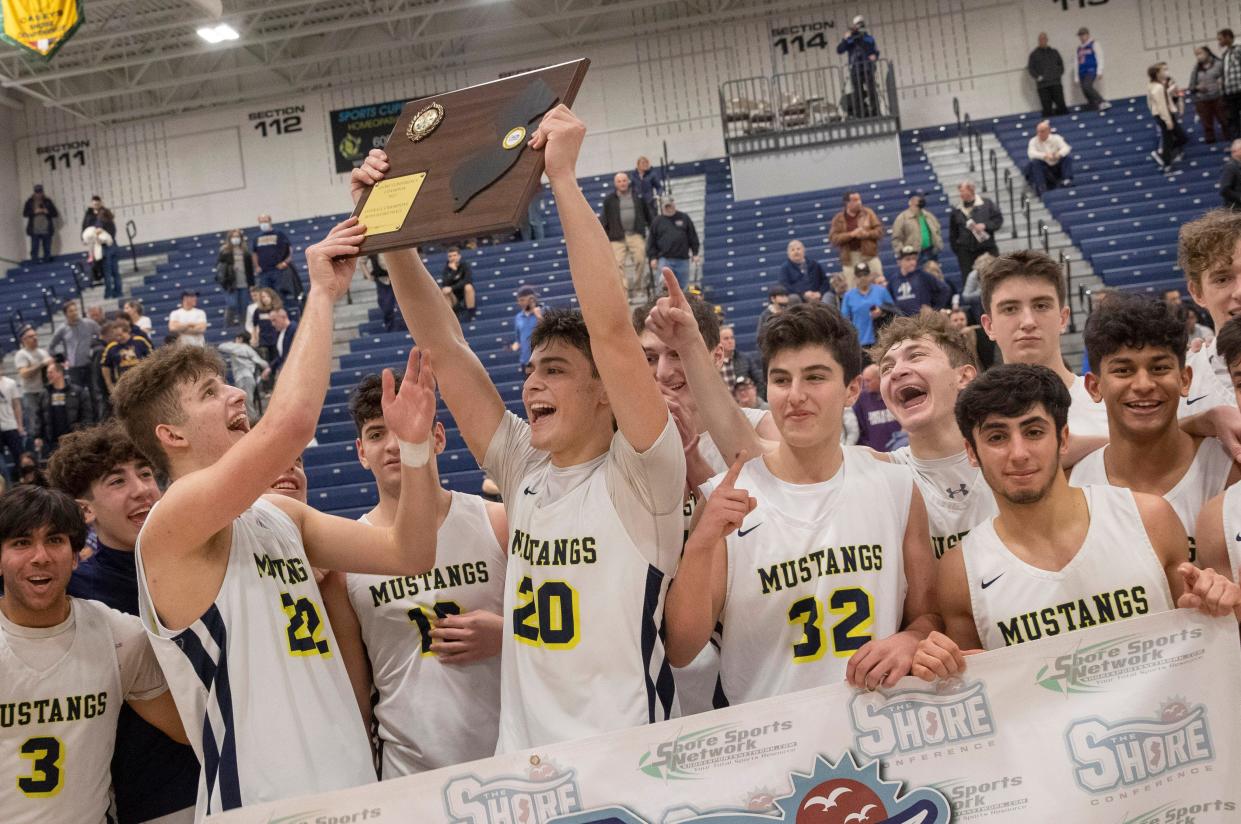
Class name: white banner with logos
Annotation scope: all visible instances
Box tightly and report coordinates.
[211,610,1240,824]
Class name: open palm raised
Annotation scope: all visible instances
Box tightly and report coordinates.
[382,347,439,444]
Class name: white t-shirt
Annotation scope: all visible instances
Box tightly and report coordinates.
[12,348,49,395]
[0,376,19,431]
[168,307,208,347]
[1067,374,1109,439]
[1179,338,1236,419]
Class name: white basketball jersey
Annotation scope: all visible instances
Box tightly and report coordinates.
[1221,482,1241,584]
[1179,339,1236,419]
[886,447,998,559]
[1067,375,1110,438]
[707,448,912,706]
[1069,438,1232,565]
[347,492,505,777]
[136,497,375,818]
[496,459,677,752]
[698,406,769,475]
[1,599,125,824]
[963,485,1174,650]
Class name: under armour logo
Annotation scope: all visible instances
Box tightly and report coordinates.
[945,483,969,500]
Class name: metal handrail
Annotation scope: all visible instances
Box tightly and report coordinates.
[989,149,998,198]
[1021,194,1032,246]
[964,114,975,172]
[975,131,985,190]
[1039,221,1051,256]
[125,220,139,273]
[1004,169,1017,239]
[1063,252,1077,333]
[953,97,962,153]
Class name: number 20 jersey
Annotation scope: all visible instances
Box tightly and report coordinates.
[703,448,912,706]
[136,497,375,818]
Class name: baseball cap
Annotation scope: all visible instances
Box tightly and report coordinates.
[733,375,755,388]
[516,286,536,298]
[33,184,43,193]
[854,262,871,276]
[899,245,919,258]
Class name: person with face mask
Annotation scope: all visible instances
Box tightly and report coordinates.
[22,184,59,263]
[890,193,942,265]
[250,213,296,304]
[217,229,256,328]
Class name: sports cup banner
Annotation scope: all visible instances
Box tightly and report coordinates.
[0,0,83,59]
[328,99,407,174]
[210,610,1240,823]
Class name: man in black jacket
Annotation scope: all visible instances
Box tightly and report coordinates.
[22,184,59,263]
[646,198,700,289]
[600,172,652,296]
[949,180,1003,278]
[1028,33,1067,117]
[35,360,93,454]
[1221,139,1241,210]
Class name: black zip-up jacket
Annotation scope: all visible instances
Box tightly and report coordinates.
[1027,46,1065,87]
[645,211,700,260]
[599,191,652,240]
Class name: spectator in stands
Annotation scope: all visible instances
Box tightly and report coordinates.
[755,285,791,352]
[167,290,208,347]
[601,171,652,296]
[86,305,105,326]
[1220,139,1241,211]
[718,325,764,399]
[891,246,949,316]
[520,182,548,241]
[1190,46,1229,144]
[122,299,152,334]
[246,286,282,363]
[948,306,998,372]
[34,360,92,454]
[778,239,828,302]
[13,326,50,449]
[853,363,901,451]
[15,452,48,487]
[22,184,58,263]
[268,307,298,377]
[439,246,477,320]
[837,15,880,117]
[49,299,100,405]
[840,263,895,347]
[82,196,121,297]
[511,286,542,371]
[1074,27,1110,112]
[218,333,269,421]
[960,251,995,323]
[251,213,295,303]
[646,197,700,289]
[949,180,1002,279]
[632,156,663,209]
[1147,62,1188,172]
[828,274,848,310]
[1220,29,1241,141]
[0,368,24,481]
[99,319,153,398]
[1172,301,1213,346]
[216,229,255,328]
[1025,120,1074,196]
[732,375,767,411]
[361,253,404,332]
[829,191,883,287]
[1028,33,1067,117]
[890,193,941,264]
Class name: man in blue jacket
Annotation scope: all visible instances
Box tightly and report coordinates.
[778,239,828,303]
[891,245,950,316]
[251,212,296,302]
[837,15,881,117]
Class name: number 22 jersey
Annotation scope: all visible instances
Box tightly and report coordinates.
[702,448,913,706]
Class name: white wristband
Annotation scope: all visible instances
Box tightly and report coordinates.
[398,438,431,468]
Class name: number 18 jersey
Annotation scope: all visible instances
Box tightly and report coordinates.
[704,448,913,706]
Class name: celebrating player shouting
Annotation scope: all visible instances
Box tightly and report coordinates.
[349,105,686,751]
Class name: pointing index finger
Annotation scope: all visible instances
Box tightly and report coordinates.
[663,267,688,306]
[721,450,749,489]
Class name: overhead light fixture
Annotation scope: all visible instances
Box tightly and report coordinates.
[196,23,239,44]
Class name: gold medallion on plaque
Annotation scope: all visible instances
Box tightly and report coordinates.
[501,125,527,150]
[407,103,445,142]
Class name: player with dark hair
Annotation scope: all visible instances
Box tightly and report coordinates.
[110,221,443,814]
[913,364,1240,680]
[1071,294,1237,570]
[48,422,199,823]
[331,373,508,776]
[1195,316,1241,584]
[0,484,187,823]
[651,294,937,701]
[349,106,687,750]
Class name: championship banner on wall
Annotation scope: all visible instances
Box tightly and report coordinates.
[0,0,83,59]
[211,610,1240,823]
[328,99,407,174]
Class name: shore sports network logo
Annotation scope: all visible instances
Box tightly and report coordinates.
[636,720,795,781]
[1065,698,1215,793]
[1034,626,1205,695]
[443,756,582,823]
[849,681,995,759]
[550,752,950,824]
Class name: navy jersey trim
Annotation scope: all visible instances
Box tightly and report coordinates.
[641,565,676,722]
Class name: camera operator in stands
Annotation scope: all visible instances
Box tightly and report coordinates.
[837,15,880,117]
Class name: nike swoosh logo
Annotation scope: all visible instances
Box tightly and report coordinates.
[523,487,538,495]
[1186,395,1210,405]
[737,523,762,537]
[981,574,1004,589]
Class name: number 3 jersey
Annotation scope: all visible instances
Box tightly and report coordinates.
[701,448,913,706]
[346,492,506,777]
[1,598,168,824]
[136,497,376,818]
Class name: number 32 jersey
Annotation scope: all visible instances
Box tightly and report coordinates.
[703,448,912,706]
[136,497,376,818]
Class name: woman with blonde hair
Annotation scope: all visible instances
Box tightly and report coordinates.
[1147,62,1188,172]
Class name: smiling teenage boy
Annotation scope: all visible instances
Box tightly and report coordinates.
[349,106,686,750]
